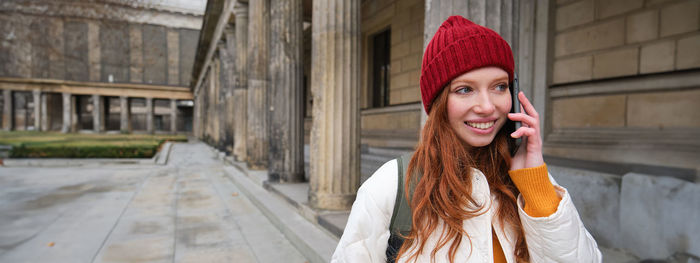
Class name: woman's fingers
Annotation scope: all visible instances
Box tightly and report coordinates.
[518,92,539,119]
[510,127,536,138]
[508,113,538,129]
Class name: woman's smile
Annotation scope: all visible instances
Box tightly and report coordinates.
[447,67,512,147]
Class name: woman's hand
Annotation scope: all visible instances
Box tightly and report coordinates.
[507,91,544,171]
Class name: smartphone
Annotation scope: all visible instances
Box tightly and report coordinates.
[510,73,522,156]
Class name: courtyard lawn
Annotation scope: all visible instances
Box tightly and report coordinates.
[0,131,187,158]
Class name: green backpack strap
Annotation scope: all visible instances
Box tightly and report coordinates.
[389,152,418,236]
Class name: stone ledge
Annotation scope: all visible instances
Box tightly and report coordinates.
[361,102,421,116]
[550,69,700,98]
[221,157,339,263]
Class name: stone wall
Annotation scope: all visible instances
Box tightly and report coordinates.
[358,0,424,149]
[550,165,700,260]
[0,12,199,87]
[547,0,700,172]
[361,0,424,108]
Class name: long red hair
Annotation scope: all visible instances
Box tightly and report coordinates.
[396,87,529,262]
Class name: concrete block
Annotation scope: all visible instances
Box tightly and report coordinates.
[555,18,625,57]
[593,47,639,79]
[598,0,644,18]
[88,21,101,82]
[627,89,700,128]
[101,22,130,83]
[361,110,420,130]
[640,40,675,74]
[556,0,578,5]
[676,34,700,70]
[552,95,626,128]
[555,0,595,31]
[391,40,410,60]
[409,35,423,53]
[393,71,411,89]
[646,0,674,6]
[401,22,422,41]
[620,173,700,259]
[179,29,198,86]
[143,24,167,85]
[401,53,421,72]
[390,59,401,75]
[30,20,50,79]
[389,88,403,105]
[167,30,180,86]
[390,27,402,47]
[626,10,659,43]
[401,86,420,103]
[552,55,593,84]
[129,25,143,83]
[64,21,89,82]
[660,1,700,37]
[548,165,622,248]
[47,18,65,80]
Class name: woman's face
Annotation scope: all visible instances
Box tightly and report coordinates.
[446,67,512,147]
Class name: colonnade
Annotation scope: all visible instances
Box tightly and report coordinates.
[1,89,181,134]
[193,0,361,210]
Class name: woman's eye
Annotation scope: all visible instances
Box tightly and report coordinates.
[455,86,472,94]
[495,84,508,91]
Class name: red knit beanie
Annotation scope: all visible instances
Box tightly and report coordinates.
[420,16,514,113]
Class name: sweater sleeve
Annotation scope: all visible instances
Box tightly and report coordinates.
[508,164,561,217]
[511,165,603,262]
[331,160,397,263]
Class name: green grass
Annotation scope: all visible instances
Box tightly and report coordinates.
[0,131,187,158]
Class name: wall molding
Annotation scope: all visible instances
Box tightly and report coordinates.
[360,102,421,116]
[544,127,700,172]
[550,70,700,98]
[0,77,192,99]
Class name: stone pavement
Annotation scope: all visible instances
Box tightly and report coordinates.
[0,142,307,263]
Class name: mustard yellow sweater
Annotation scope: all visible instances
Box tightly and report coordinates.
[493,164,560,263]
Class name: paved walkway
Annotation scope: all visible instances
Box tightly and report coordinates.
[0,142,307,263]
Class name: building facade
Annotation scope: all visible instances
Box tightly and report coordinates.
[0,0,203,134]
[193,0,700,260]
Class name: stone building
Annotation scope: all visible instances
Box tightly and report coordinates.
[195,0,700,260]
[0,0,203,134]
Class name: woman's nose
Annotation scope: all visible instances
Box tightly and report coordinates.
[473,94,496,114]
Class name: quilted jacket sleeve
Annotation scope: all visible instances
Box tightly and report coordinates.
[331,160,398,263]
[518,178,603,263]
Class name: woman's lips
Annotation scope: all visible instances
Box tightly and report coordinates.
[464,120,496,135]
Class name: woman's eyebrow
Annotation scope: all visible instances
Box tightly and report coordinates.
[450,79,475,86]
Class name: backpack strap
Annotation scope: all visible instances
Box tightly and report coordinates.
[389,153,415,236]
[386,153,418,262]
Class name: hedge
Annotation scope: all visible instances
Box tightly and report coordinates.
[0,131,187,158]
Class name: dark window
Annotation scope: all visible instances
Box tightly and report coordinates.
[371,29,390,108]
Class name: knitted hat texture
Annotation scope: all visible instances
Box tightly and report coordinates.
[420,16,514,113]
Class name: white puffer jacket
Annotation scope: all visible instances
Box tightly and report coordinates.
[331,160,602,263]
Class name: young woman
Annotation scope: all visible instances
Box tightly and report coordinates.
[331,16,601,262]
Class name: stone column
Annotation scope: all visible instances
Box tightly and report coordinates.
[92,94,103,133]
[32,90,41,131]
[268,0,304,182]
[70,95,78,132]
[220,29,236,154]
[170,99,177,133]
[146,97,154,134]
[233,2,249,162]
[40,93,49,131]
[309,0,361,210]
[2,89,13,131]
[246,0,270,169]
[120,96,131,133]
[61,92,71,133]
